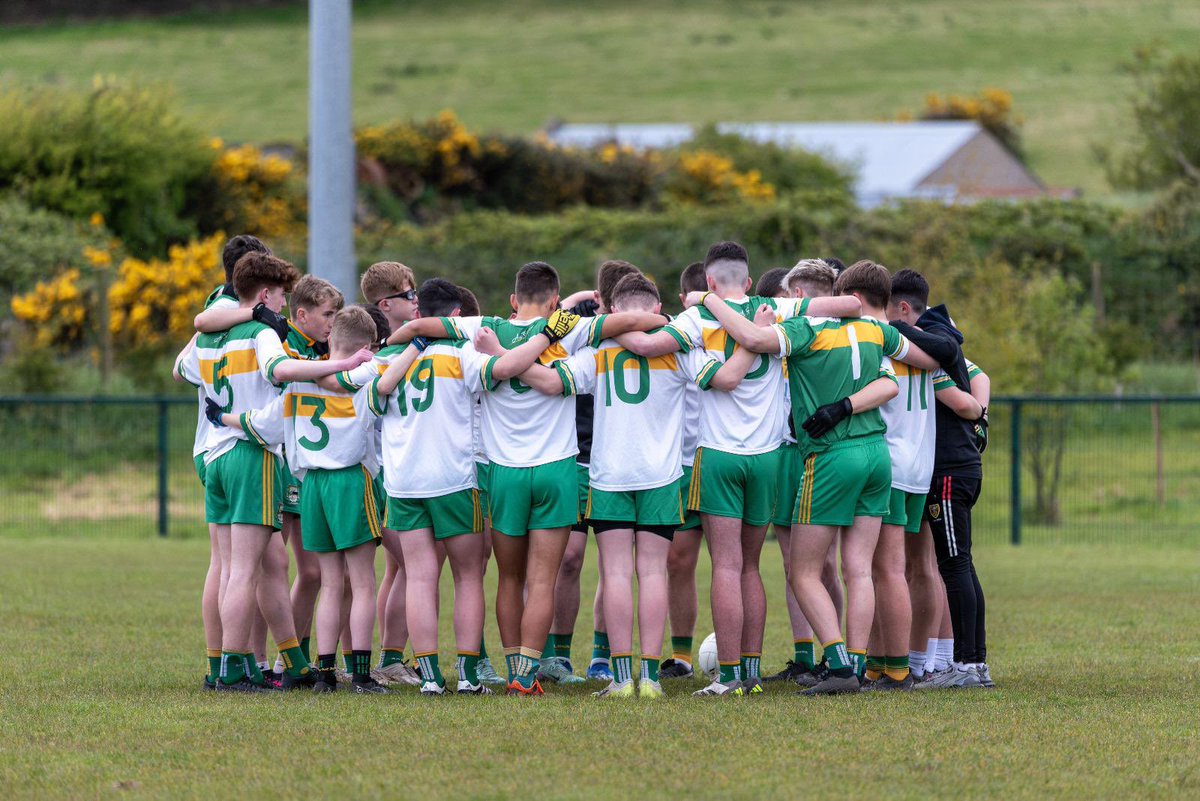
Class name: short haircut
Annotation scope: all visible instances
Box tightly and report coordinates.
[232,252,299,300]
[597,260,641,310]
[784,259,837,297]
[679,261,707,294]
[290,274,344,313]
[360,261,415,304]
[834,260,892,308]
[703,241,750,289]
[329,306,377,352]
[417,278,462,319]
[755,267,789,298]
[824,257,847,275]
[456,285,480,317]
[611,273,660,311]
[514,261,559,305]
[364,304,391,344]
[891,269,930,313]
[221,235,271,281]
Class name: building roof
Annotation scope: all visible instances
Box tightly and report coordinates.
[547,121,1034,206]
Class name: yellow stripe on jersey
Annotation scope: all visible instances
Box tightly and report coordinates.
[284,393,358,419]
[890,361,925,378]
[199,348,259,382]
[537,341,569,366]
[809,321,885,352]
[406,353,464,380]
[593,349,678,372]
[701,328,729,354]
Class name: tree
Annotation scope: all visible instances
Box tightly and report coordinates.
[1104,50,1200,190]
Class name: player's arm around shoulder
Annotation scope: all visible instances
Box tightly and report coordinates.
[374,344,422,397]
[693,292,779,353]
[933,368,984,420]
[217,393,286,447]
[705,303,776,391]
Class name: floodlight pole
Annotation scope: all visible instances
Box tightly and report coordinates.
[308,0,357,300]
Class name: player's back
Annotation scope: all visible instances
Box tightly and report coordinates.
[378,338,493,498]
[277,381,379,477]
[881,358,936,494]
[195,320,288,461]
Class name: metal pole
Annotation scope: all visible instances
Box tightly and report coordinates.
[1010,400,1022,546]
[158,400,169,538]
[308,0,357,300]
[1152,402,1164,508]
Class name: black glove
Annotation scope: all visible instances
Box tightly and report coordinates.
[311,340,330,358]
[801,397,853,439]
[973,406,989,454]
[252,303,290,340]
[204,397,226,427]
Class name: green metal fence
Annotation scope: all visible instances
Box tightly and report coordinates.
[0,395,1196,543]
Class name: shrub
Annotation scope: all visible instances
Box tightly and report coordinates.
[906,87,1024,156]
[0,196,112,309]
[685,124,855,195]
[0,79,214,256]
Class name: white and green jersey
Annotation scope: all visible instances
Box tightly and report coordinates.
[558,341,695,492]
[444,315,605,469]
[189,319,289,464]
[179,287,240,458]
[373,339,499,498]
[666,296,809,456]
[881,357,936,493]
[335,344,409,470]
[235,382,383,478]
[681,381,701,467]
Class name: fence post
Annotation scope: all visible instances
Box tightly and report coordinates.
[158,400,169,538]
[1010,399,1022,546]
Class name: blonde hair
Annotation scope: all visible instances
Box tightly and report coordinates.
[329,306,377,352]
[290,274,344,312]
[784,259,836,297]
[359,261,416,304]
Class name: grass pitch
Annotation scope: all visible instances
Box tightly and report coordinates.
[2,535,1197,799]
[3,0,1200,193]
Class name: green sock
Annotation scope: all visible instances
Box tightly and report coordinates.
[640,655,660,682]
[479,635,488,660]
[670,635,693,663]
[219,651,246,685]
[592,631,610,662]
[611,654,633,684]
[515,650,540,688]
[457,652,480,685]
[554,632,573,660]
[342,651,353,673]
[794,639,816,670]
[741,654,761,679]
[379,648,405,668]
[299,636,311,662]
[207,651,221,683]
[884,655,910,681]
[848,648,867,679]
[244,654,265,685]
[822,640,852,672]
[718,661,741,684]
[352,650,371,681]
[415,652,444,686]
[278,639,311,677]
[541,634,557,660]
[504,650,519,680]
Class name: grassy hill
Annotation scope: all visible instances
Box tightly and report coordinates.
[1,0,1198,194]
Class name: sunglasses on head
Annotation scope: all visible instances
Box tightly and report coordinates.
[382,289,418,302]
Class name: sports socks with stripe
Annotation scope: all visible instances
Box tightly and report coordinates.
[457,652,480,685]
[277,637,311,677]
[554,632,573,660]
[207,650,221,683]
[671,635,693,665]
[611,653,633,684]
[379,647,406,668]
[718,661,741,684]
[740,653,761,680]
[513,646,541,689]
[351,650,371,682]
[415,652,444,687]
[640,655,660,682]
[793,638,816,670]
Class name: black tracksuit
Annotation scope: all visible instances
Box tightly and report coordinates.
[891,306,987,665]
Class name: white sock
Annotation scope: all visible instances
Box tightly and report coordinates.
[909,650,927,677]
[935,638,954,671]
[925,638,939,673]
[272,657,285,675]
[258,660,272,673]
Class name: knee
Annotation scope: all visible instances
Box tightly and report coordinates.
[558,550,584,580]
[297,562,321,587]
[667,549,695,577]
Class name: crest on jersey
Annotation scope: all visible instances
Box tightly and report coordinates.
[286,486,300,506]
[928,503,941,520]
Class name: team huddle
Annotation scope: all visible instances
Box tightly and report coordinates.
[175,234,992,698]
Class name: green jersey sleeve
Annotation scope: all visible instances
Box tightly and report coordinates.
[772,316,816,358]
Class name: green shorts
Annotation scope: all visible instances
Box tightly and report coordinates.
[793,437,891,528]
[475,461,490,521]
[883,488,925,534]
[573,463,590,533]
[487,456,578,537]
[204,439,283,530]
[386,488,483,540]
[280,462,302,516]
[586,480,684,529]
[300,465,383,552]
[678,464,701,531]
[687,446,780,527]
[772,442,801,528]
[193,453,207,487]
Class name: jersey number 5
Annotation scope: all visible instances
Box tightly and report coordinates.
[212,356,234,412]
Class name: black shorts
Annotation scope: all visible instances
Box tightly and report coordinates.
[590,519,675,541]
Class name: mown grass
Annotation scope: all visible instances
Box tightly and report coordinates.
[2,0,1200,193]
[1,536,1197,799]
